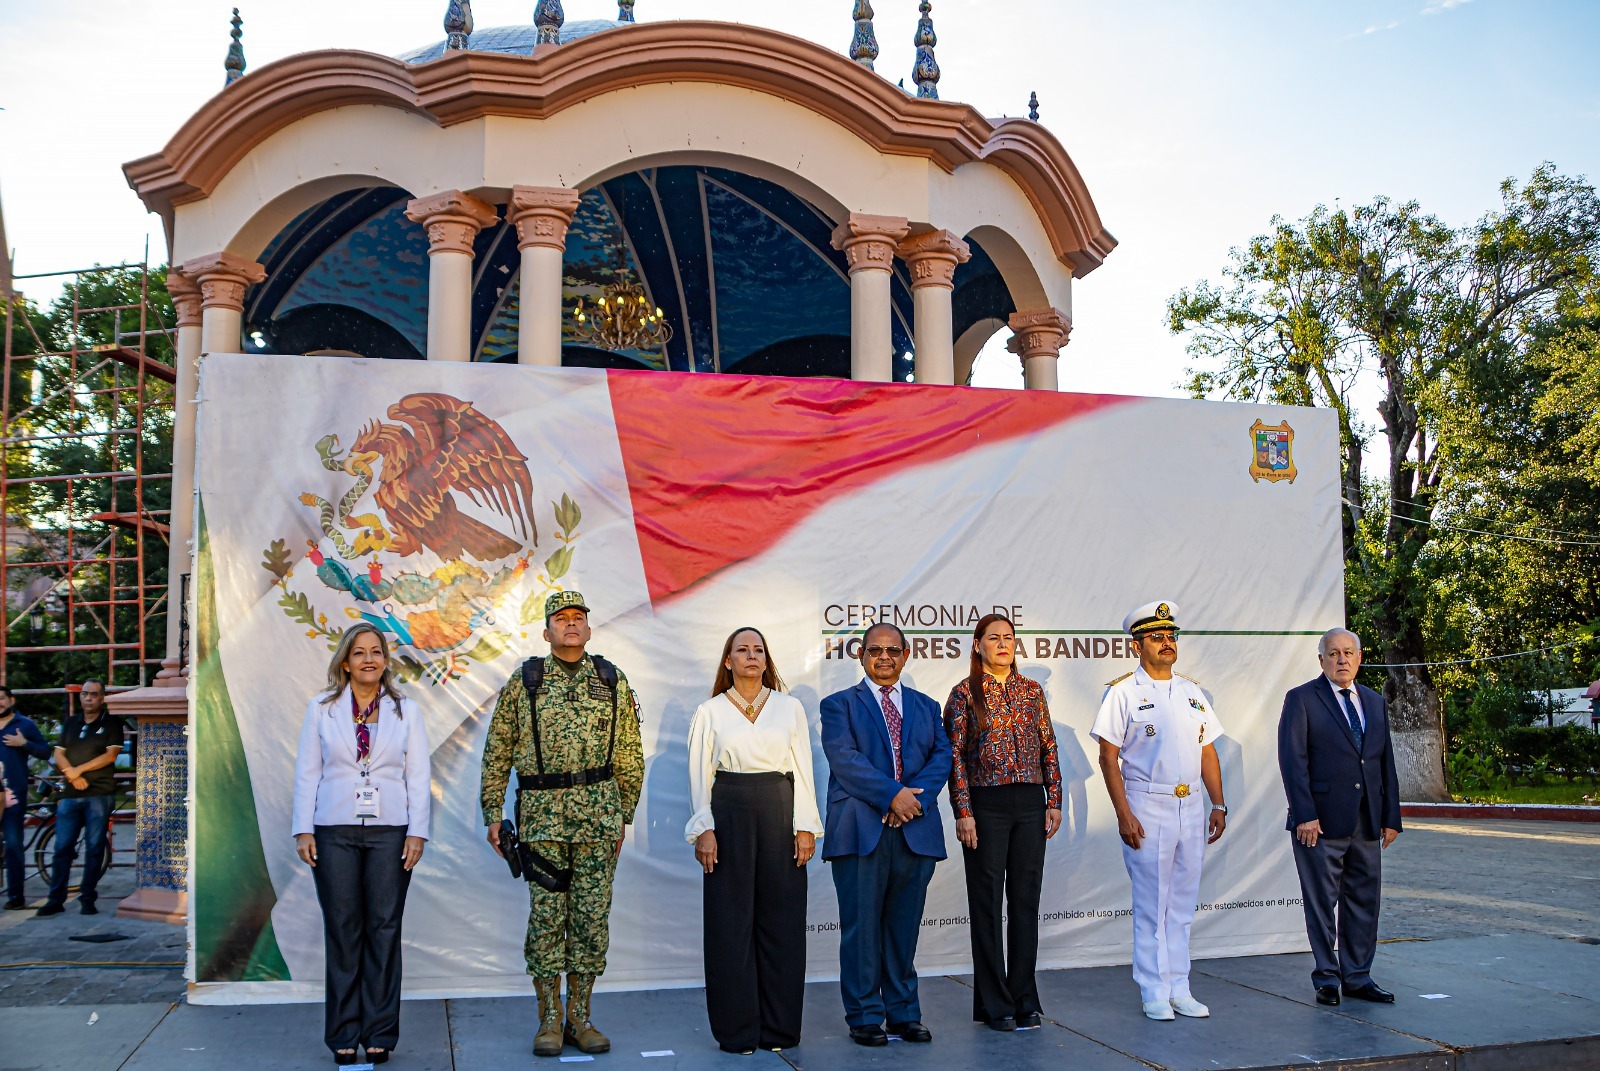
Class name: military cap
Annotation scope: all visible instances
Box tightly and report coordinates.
[544,589,591,620]
[1123,600,1179,637]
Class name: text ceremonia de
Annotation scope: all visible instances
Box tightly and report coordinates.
[822,603,1141,661]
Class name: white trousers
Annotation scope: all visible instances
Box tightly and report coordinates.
[1119,790,1207,1003]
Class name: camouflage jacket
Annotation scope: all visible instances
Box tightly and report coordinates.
[479,653,644,844]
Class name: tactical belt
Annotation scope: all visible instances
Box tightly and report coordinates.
[517,765,615,791]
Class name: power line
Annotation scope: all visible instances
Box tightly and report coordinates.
[1366,636,1594,669]
[1382,512,1600,547]
[1386,496,1600,541]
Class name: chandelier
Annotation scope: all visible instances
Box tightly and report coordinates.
[571,281,672,355]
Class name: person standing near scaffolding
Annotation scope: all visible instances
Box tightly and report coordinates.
[38,680,123,916]
[1,686,53,910]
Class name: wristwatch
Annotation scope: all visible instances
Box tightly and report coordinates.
[1211,804,1228,815]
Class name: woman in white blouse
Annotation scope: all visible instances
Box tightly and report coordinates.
[686,626,823,1055]
[293,623,431,1066]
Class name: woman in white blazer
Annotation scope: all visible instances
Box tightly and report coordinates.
[293,622,430,1066]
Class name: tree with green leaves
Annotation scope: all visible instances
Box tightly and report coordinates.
[1168,165,1600,800]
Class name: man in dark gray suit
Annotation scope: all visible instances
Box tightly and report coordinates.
[1277,628,1401,1007]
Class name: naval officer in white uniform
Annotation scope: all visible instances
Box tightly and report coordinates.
[1090,601,1227,1021]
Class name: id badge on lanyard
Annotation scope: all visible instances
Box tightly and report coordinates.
[355,774,381,819]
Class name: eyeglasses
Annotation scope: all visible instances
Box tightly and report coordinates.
[1143,633,1178,644]
[865,645,906,658]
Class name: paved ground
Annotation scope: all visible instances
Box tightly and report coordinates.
[1380,818,1600,942]
[0,866,185,1008]
[2,818,1595,1010]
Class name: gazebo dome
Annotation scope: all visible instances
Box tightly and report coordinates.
[127,18,1114,386]
[396,21,628,65]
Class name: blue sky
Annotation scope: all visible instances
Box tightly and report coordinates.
[1,0,1595,392]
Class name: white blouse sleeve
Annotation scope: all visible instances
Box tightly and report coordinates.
[685,701,717,842]
[788,702,825,837]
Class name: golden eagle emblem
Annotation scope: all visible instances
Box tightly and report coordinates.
[350,392,536,561]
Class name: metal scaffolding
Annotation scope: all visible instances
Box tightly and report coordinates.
[1,259,176,703]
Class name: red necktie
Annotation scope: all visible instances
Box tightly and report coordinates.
[880,686,904,781]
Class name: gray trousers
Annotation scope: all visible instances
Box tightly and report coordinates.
[1291,831,1382,989]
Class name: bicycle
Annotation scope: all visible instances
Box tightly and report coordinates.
[22,776,131,892]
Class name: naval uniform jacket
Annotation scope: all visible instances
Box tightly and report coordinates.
[1090,666,1224,791]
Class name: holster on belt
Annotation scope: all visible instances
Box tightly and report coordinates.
[506,804,575,893]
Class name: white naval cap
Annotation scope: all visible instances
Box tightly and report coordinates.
[1122,600,1180,637]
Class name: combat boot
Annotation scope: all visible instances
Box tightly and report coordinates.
[532,976,565,1057]
[563,973,611,1054]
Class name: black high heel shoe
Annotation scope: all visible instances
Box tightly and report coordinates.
[334,1049,359,1065]
[365,1048,390,1065]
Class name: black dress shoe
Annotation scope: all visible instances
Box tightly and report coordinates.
[81,902,98,916]
[4,898,26,910]
[1342,982,1395,1003]
[849,1024,889,1046]
[34,902,64,917]
[984,1017,1016,1032]
[1315,985,1340,1005]
[1015,1012,1042,1029]
[887,1020,932,1042]
[718,1043,756,1055]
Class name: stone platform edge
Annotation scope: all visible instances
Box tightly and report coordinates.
[1402,801,1600,822]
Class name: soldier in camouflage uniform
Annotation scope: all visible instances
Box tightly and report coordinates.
[481,590,644,1057]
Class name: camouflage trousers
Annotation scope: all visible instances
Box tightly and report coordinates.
[524,841,618,977]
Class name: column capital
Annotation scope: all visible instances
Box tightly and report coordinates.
[509,186,583,251]
[897,229,971,290]
[165,272,204,328]
[179,252,266,313]
[831,212,910,274]
[1006,307,1072,360]
[405,190,499,256]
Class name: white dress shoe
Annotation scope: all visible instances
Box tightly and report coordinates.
[1142,1000,1176,1021]
[1170,996,1210,1018]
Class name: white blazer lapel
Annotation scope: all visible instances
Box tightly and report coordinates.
[366,694,400,767]
[332,687,361,765]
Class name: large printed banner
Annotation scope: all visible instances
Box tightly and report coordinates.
[191,353,1339,1003]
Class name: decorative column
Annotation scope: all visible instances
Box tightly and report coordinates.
[160,272,203,678]
[897,230,969,386]
[113,254,263,925]
[831,213,908,382]
[404,191,498,361]
[1007,308,1072,391]
[106,686,190,924]
[510,186,582,367]
[181,251,266,356]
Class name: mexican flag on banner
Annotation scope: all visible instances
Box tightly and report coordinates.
[190,353,1338,1002]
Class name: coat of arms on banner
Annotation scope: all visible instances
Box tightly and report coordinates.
[1248,420,1297,484]
[257,392,582,684]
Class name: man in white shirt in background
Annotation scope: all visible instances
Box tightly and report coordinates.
[819,623,952,1047]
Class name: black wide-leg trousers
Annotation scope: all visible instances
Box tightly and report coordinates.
[961,783,1046,1022]
[311,824,412,1054]
[703,772,806,1052]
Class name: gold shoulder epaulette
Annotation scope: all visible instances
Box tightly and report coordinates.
[1104,671,1134,688]
[1177,673,1204,687]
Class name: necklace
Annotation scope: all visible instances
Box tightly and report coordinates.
[727,686,771,722]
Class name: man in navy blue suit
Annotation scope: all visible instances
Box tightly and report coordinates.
[820,623,952,1047]
[1278,628,1402,1008]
